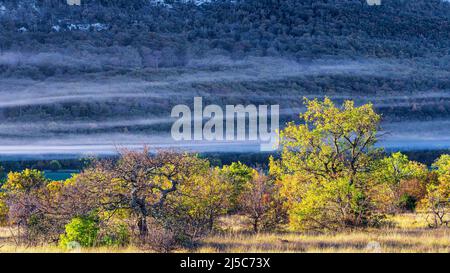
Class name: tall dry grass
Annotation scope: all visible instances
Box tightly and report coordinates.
[0,214,449,253]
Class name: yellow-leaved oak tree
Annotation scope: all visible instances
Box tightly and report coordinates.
[272,98,386,231]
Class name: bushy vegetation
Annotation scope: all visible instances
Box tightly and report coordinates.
[0,98,448,251]
[271,98,383,230]
[59,216,99,248]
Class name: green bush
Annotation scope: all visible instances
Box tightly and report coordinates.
[59,216,99,248]
[398,194,417,212]
[100,223,130,247]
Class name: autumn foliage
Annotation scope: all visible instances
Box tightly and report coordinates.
[0,98,449,251]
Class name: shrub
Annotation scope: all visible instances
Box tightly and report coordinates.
[398,194,417,212]
[397,178,429,211]
[3,170,63,245]
[59,216,99,248]
[2,169,48,192]
[0,192,8,226]
[240,172,285,232]
[100,223,130,247]
[288,177,378,231]
[373,153,428,212]
[140,220,178,253]
[158,168,233,250]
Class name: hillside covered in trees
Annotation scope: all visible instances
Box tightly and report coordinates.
[2,0,450,60]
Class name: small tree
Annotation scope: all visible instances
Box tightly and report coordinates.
[219,162,254,211]
[48,160,62,172]
[419,185,448,228]
[418,155,450,228]
[112,149,206,240]
[240,172,283,233]
[276,98,384,230]
[65,148,207,249]
[1,169,59,245]
[59,216,99,248]
[167,168,233,241]
[374,152,428,212]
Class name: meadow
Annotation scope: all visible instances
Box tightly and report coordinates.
[1,214,449,253]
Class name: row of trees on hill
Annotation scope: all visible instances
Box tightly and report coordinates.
[0,98,449,251]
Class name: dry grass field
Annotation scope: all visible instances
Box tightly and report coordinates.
[0,214,449,253]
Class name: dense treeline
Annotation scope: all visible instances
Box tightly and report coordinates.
[0,149,448,180]
[2,0,450,71]
[0,99,448,251]
[1,72,449,123]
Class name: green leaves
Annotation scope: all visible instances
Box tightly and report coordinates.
[219,162,254,210]
[432,154,450,177]
[275,98,384,231]
[2,169,49,193]
[59,216,100,248]
[279,97,381,184]
[376,152,428,186]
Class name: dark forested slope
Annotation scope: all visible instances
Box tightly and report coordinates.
[1,0,450,63]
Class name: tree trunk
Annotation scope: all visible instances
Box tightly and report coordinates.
[253,218,259,233]
[138,216,148,239]
[208,214,214,231]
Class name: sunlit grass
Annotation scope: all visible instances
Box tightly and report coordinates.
[387,213,430,229]
[197,228,450,253]
[1,214,449,253]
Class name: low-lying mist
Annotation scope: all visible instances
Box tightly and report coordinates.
[0,55,448,157]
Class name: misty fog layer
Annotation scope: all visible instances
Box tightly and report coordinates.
[0,55,448,156]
